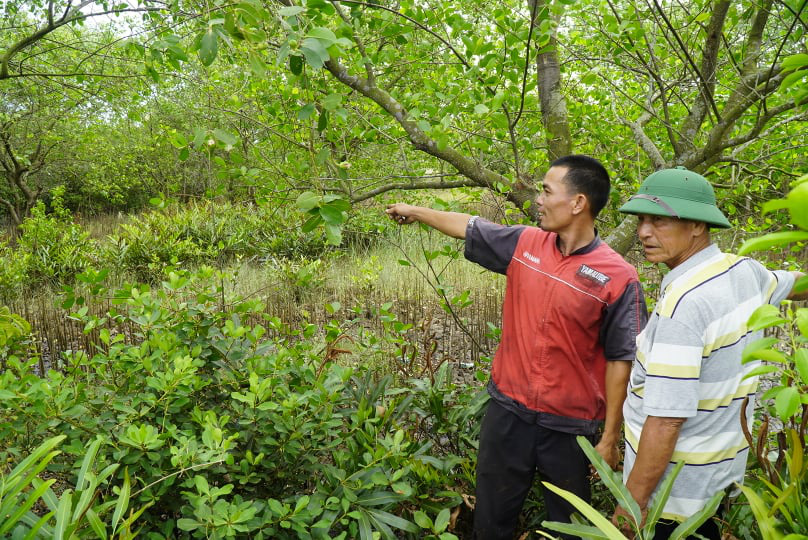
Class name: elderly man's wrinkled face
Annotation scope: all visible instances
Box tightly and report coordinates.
[636,214,705,269]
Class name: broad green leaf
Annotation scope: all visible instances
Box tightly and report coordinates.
[742,337,778,363]
[737,231,808,255]
[743,349,787,364]
[212,129,237,146]
[742,364,780,380]
[289,54,303,75]
[278,6,305,16]
[775,386,800,421]
[746,304,786,331]
[199,30,218,66]
[323,93,342,110]
[249,53,267,76]
[306,27,338,47]
[302,214,323,233]
[324,223,342,245]
[298,103,316,121]
[795,349,808,384]
[110,469,131,535]
[781,53,808,71]
[413,510,433,529]
[320,204,346,225]
[473,104,489,115]
[301,38,329,69]
[434,508,450,533]
[296,191,320,211]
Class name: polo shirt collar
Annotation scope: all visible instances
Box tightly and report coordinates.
[555,230,602,256]
[660,243,721,290]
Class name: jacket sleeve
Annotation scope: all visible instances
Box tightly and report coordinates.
[599,280,648,360]
[463,217,525,275]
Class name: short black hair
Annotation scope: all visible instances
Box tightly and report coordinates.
[549,155,610,217]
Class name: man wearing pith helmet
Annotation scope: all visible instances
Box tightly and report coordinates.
[612,167,807,539]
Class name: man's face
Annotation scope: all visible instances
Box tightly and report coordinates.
[636,214,702,268]
[536,166,576,231]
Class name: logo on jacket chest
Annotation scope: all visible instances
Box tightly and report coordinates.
[522,251,540,265]
[576,264,610,287]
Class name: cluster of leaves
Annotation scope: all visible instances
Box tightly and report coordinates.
[0,199,340,299]
[0,265,484,538]
[0,187,96,297]
[731,175,808,539]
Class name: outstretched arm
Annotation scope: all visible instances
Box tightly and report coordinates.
[386,203,471,239]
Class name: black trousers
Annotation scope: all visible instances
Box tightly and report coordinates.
[652,513,721,540]
[473,400,593,540]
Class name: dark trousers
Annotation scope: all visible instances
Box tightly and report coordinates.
[473,400,593,540]
[652,513,721,540]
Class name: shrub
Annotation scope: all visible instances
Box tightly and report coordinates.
[1,266,480,538]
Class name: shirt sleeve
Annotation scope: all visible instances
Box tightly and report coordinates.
[599,280,648,361]
[642,316,703,418]
[463,217,525,274]
[768,269,796,306]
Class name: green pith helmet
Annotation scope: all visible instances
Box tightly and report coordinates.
[619,167,731,228]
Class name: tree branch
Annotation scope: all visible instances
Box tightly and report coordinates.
[349,178,484,202]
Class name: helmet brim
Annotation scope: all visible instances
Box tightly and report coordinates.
[619,196,731,229]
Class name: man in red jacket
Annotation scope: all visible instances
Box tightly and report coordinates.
[387,155,647,539]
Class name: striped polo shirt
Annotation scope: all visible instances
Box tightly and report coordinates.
[623,244,794,520]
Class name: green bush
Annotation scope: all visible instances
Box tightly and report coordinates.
[1,266,480,538]
[99,201,329,282]
[0,187,96,298]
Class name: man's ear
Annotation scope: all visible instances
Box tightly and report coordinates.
[691,220,708,237]
[571,193,588,215]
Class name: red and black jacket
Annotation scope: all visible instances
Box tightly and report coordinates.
[465,217,647,435]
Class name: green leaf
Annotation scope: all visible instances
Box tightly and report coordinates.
[747,304,786,331]
[323,93,342,110]
[317,110,328,132]
[775,386,800,421]
[356,509,373,540]
[434,508,450,533]
[302,214,323,233]
[278,6,305,17]
[741,337,778,363]
[737,231,808,255]
[744,348,787,364]
[212,129,237,146]
[289,54,304,75]
[365,509,420,533]
[324,223,342,245]
[781,53,808,72]
[542,481,625,539]
[298,103,316,121]
[319,204,346,225]
[413,510,433,529]
[737,483,783,538]
[110,469,131,535]
[296,191,320,211]
[742,364,780,380]
[306,27,338,47]
[795,349,808,385]
[668,491,722,539]
[199,30,218,66]
[249,53,268,76]
[575,436,641,524]
[301,38,329,69]
[473,104,489,115]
